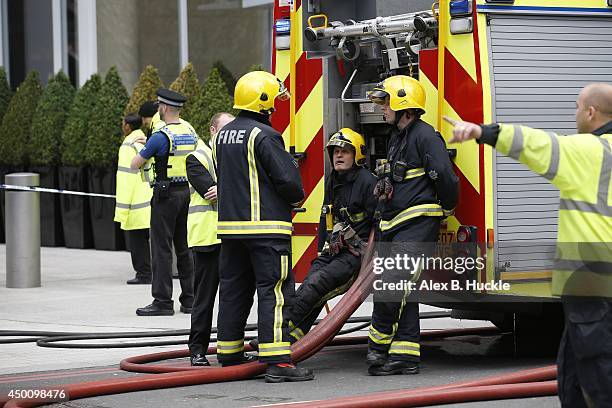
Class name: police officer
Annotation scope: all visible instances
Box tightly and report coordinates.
[131,89,196,316]
[114,113,152,284]
[366,75,459,375]
[285,128,376,341]
[444,82,612,408]
[214,71,313,382]
[186,112,253,367]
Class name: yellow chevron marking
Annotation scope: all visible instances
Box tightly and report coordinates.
[441,100,480,192]
[291,235,316,268]
[275,50,291,83]
[293,177,324,224]
[445,27,477,83]
[419,71,438,129]
[282,76,324,151]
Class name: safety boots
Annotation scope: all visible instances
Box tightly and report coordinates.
[368,360,419,376]
[265,363,315,383]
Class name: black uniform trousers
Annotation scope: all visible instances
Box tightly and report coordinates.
[217,238,295,364]
[557,297,612,407]
[369,216,440,363]
[150,184,194,310]
[189,246,220,356]
[128,229,151,280]
[287,251,361,341]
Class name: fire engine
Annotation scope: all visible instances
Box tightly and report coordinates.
[271,0,612,335]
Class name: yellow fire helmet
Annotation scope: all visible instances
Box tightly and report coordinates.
[369,75,426,113]
[233,71,290,115]
[326,127,367,167]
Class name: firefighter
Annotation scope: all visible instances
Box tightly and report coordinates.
[214,71,313,382]
[130,89,196,316]
[366,75,459,375]
[186,112,255,367]
[444,82,612,408]
[285,128,377,341]
[114,113,153,285]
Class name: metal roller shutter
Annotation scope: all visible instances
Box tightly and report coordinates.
[489,14,612,272]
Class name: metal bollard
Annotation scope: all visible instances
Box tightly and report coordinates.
[5,173,41,288]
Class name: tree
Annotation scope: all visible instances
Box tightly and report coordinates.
[0,71,43,166]
[124,65,162,116]
[84,66,129,167]
[61,74,102,166]
[30,71,75,166]
[190,68,236,143]
[170,62,200,123]
[0,67,12,124]
[246,63,265,73]
[212,60,237,95]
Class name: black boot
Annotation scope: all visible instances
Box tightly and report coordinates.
[265,363,314,383]
[366,349,387,367]
[136,303,174,316]
[368,360,419,376]
[126,276,151,284]
[190,354,210,366]
[221,353,258,367]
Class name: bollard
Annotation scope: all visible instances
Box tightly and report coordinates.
[6,173,41,288]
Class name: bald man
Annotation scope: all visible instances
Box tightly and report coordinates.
[445,83,612,408]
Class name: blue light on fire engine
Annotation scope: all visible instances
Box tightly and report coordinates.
[450,0,472,16]
[275,19,291,35]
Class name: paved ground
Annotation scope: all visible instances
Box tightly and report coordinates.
[0,245,559,407]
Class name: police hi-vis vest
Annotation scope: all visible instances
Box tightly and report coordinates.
[495,123,612,298]
[187,142,220,248]
[151,121,198,183]
[114,129,152,230]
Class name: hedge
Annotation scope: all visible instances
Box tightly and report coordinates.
[170,62,200,123]
[124,65,163,116]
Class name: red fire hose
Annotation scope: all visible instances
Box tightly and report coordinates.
[1,229,559,407]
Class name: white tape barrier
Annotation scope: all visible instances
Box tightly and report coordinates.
[0,184,116,199]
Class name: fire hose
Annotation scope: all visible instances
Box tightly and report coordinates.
[1,228,558,407]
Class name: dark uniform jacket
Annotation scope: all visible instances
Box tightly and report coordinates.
[215,111,304,239]
[318,166,378,250]
[382,118,459,232]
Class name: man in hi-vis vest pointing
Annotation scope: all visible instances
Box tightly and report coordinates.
[445,83,612,408]
[114,113,152,285]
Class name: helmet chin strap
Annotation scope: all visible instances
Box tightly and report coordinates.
[393,110,405,127]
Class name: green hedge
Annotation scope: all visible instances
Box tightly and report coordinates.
[61,74,102,166]
[212,60,237,96]
[30,71,75,166]
[0,71,43,166]
[170,62,200,123]
[191,68,236,143]
[84,67,128,167]
[0,67,12,124]
[124,65,163,116]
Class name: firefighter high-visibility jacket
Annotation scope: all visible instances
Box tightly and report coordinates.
[214,111,304,239]
[114,129,152,230]
[490,121,612,298]
[186,141,220,248]
[380,119,459,233]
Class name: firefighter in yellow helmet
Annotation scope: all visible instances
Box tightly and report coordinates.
[366,75,458,375]
[285,128,377,341]
[213,71,313,382]
[444,83,612,408]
